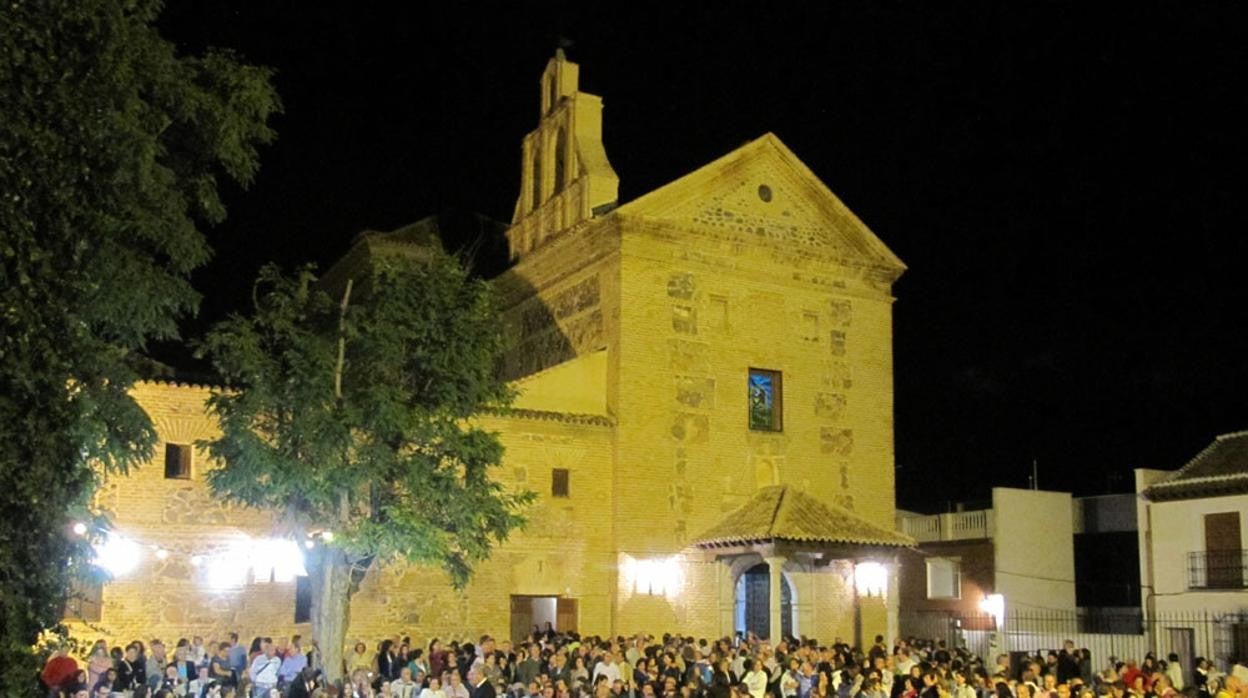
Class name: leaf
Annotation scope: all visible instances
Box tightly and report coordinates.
[0,0,280,690]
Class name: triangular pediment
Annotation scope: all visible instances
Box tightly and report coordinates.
[618,133,905,273]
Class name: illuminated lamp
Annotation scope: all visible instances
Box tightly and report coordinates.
[94,534,142,577]
[979,593,1005,628]
[854,561,888,598]
[626,556,684,597]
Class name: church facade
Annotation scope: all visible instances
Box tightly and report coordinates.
[69,53,911,650]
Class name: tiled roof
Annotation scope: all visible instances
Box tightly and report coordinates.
[138,377,221,391]
[1145,430,1248,501]
[692,485,914,549]
[483,407,614,427]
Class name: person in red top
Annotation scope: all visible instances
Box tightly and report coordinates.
[1122,662,1143,693]
[41,645,79,696]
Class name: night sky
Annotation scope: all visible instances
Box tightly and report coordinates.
[153,2,1248,512]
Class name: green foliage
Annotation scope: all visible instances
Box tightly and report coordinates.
[199,255,534,588]
[0,0,279,692]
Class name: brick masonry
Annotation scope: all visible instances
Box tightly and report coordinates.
[72,61,906,651]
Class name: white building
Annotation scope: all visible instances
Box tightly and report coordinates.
[1137,430,1248,669]
[896,487,1078,619]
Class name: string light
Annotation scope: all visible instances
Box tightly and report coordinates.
[94,534,142,576]
[70,522,306,586]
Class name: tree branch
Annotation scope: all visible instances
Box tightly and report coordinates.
[334,278,354,402]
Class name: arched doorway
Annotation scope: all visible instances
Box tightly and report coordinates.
[734,562,793,639]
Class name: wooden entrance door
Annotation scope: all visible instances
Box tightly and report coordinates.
[556,597,578,633]
[1204,512,1243,588]
[510,596,535,646]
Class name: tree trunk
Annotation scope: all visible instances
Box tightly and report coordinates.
[310,545,352,685]
[317,284,356,685]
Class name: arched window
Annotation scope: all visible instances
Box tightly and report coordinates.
[531,142,542,210]
[554,128,567,192]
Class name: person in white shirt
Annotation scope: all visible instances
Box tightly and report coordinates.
[594,652,622,685]
[761,649,778,677]
[419,677,449,698]
[781,659,799,698]
[186,665,212,698]
[625,640,643,668]
[876,657,894,697]
[189,637,209,669]
[392,667,421,698]
[446,671,471,698]
[249,644,281,697]
[743,659,768,698]
[895,651,915,679]
[1164,655,1185,692]
[952,671,976,698]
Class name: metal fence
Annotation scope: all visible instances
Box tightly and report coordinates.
[900,608,1248,675]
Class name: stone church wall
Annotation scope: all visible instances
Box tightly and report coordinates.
[69,381,615,651]
[607,195,898,639]
[69,131,905,650]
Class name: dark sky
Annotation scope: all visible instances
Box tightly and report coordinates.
[154,2,1248,512]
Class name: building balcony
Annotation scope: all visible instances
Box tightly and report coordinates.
[899,509,993,543]
[1187,550,1248,590]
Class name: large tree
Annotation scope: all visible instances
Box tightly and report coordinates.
[0,0,278,691]
[198,252,533,683]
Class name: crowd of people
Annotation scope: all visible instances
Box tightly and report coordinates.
[40,627,1248,698]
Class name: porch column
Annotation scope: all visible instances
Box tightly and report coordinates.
[717,559,736,636]
[885,560,900,646]
[764,554,787,642]
[852,564,863,650]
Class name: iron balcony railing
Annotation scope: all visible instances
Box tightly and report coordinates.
[1187,549,1248,589]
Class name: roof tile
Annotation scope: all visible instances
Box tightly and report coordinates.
[1145,430,1248,500]
[692,485,913,548]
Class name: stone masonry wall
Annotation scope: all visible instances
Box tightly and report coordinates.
[608,153,900,640]
[70,382,614,652]
[76,138,904,649]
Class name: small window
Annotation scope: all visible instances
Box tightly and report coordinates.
[748,368,783,431]
[552,468,570,498]
[295,575,312,623]
[64,576,103,622]
[165,443,192,479]
[801,312,819,342]
[707,295,729,331]
[926,557,961,599]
